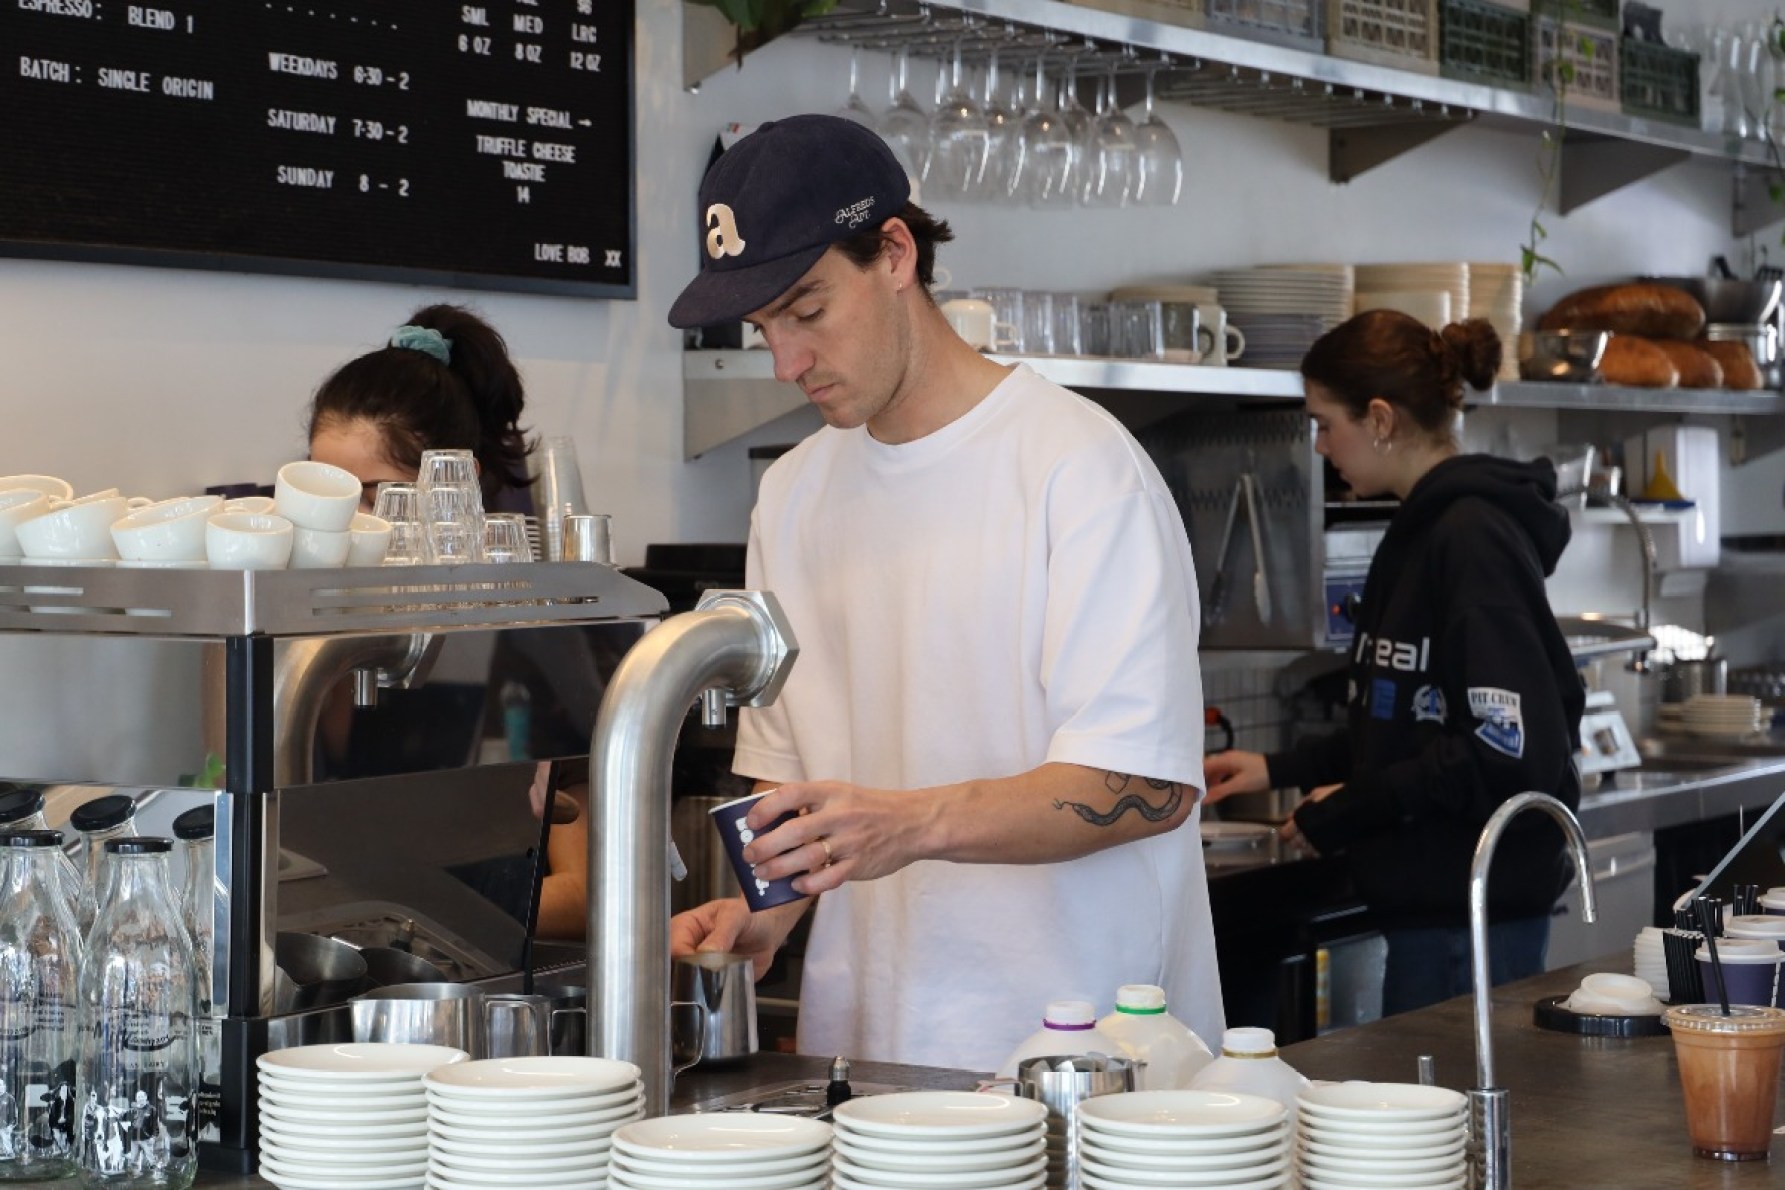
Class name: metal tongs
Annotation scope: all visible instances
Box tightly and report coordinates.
[1204,472,1272,626]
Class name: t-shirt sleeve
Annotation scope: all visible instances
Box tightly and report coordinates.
[1041,475,1207,791]
[732,513,806,785]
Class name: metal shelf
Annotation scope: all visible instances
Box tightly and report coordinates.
[686,0,1775,213]
[1481,381,1785,416]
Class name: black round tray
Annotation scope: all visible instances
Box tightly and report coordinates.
[1533,994,1670,1037]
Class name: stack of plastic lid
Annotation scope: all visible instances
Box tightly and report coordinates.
[1295,1082,1467,1190]
[609,1114,831,1189]
[1075,1090,1290,1188]
[830,1091,1048,1189]
[257,1042,467,1189]
[423,1056,643,1189]
[1634,926,1670,998]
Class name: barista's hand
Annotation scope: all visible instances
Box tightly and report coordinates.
[740,781,933,897]
[1279,783,1340,849]
[1202,751,1271,804]
[527,762,583,825]
[670,897,802,981]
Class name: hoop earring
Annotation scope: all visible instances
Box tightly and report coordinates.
[1372,437,1392,455]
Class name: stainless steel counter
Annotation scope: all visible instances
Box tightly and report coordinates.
[1579,738,1785,838]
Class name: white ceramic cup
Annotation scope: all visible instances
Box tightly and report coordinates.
[206,512,294,570]
[0,491,50,556]
[347,513,394,567]
[1195,303,1247,366]
[290,526,351,569]
[223,495,276,515]
[0,475,74,502]
[275,461,360,531]
[940,298,1018,353]
[110,495,222,562]
[14,496,127,559]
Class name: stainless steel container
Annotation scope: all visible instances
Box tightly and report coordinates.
[1660,657,1729,703]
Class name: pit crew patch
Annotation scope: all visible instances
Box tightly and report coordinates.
[1412,684,1447,724]
[1468,687,1524,758]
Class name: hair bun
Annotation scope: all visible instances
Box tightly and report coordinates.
[1439,318,1502,398]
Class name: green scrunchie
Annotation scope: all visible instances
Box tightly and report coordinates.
[389,325,452,365]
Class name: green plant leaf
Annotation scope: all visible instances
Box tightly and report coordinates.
[1770,182,1785,205]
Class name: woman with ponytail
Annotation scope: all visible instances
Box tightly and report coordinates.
[1203,309,1585,1015]
[308,304,534,510]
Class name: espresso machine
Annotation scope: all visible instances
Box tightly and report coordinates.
[0,559,669,1172]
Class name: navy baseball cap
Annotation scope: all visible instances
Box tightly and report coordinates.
[667,114,911,329]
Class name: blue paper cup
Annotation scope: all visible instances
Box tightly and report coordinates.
[709,791,806,912]
[1697,946,1784,1009]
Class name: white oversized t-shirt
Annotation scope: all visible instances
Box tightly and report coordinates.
[734,364,1222,1072]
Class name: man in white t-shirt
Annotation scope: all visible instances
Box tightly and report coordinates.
[666,114,1222,1071]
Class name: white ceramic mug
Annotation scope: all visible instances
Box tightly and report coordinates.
[940,298,1018,353]
[110,495,221,562]
[275,461,360,531]
[206,512,294,570]
[1195,304,1247,366]
[0,490,50,557]
[14,496,127,559]
[0,475,74,502]
[347,512,393,567]
[223,495,276,515]
[290,526,351,569]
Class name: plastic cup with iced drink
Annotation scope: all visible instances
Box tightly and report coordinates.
[1662,1003,1785,1161]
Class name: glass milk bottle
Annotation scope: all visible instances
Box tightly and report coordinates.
[0,787,86,929]
[69,796,137,930]
[0,830,84,1181]
[77,839,197,1188]
[170,807,218,1149]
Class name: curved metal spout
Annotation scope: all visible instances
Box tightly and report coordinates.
[588,591,796,1116]
[271,633,438,786]
[1468,792,1595,1190]
[1557,485,1656,637]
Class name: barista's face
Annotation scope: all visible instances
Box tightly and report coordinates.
[311,416,415,511]
[1307,381,1393,499]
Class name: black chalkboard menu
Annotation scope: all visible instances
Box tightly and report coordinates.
[1,0,634,297]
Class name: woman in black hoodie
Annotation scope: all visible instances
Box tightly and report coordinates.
[1206,309,1585,1016]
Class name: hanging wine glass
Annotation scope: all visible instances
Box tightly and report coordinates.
[1012,57,1074,207]
[1051,55,1093,208]
[927,37,990,201]
[1133,62,1183,207]
[1086,63,1139,207]
[879,44,931,187]
[979,45,1022,202]
[837,45,877,129]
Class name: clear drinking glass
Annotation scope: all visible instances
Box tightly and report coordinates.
[1014,60,1074,207]
[76,838,197,1188]
[1053,59,1094,208]
[531,436,588,563]
[980,48,1023,201]
[1133,65,1183,207]
[422,484,485,565]
[880,45,931,184]
[0,831,83,1181]
[483,513,534,564]
[1023,291,1056,356]
[1086,66,1139,207]
[1051,293,1084,356]
[417,448,478,492]
[371,482,429,566]
[973,289,1028,352]
[927,38,989,201]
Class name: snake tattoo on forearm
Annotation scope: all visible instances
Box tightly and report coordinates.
[1053,773,1186,827]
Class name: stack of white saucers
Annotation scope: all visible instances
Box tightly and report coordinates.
[830,1091,1048,1190]
[1212,265,1354,331]
[1635,926,1670,998]
[1681,694,1767,740]
[608,1113,831,1189]
[423,1056,643,1189]
[257,1042,468,1189]
[1074,1090,1290,1189]
[1466,263,1525,379]
[1296,1082,1467,1190]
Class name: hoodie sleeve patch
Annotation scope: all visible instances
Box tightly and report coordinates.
[1468,686,1524,759]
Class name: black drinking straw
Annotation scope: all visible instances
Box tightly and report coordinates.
[1697,899,1731,1016]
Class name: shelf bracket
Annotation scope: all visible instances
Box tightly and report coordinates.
[1329,119,1468,184]
[1557,134,1690,215]
[1732,162,1785,239]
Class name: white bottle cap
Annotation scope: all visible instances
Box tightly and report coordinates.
[1115,984,1167,1013]
[1221,1027,1278,1055]
[1042,1000,1098,1028]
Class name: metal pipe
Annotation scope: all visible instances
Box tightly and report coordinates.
[1467,791,1596,1189]
[269,633,437,787]
[1556,485,1656,634]
[588,591,796,1116]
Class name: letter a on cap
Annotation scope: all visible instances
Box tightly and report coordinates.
[705,204,746,260]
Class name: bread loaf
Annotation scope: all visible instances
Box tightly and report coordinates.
[1697,339,1764,390]
[1538,283,1707,340]
[1598,335,1679,388]
[1650,340,1724,390]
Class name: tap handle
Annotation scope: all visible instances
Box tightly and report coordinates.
[1416,1055,1436,1086]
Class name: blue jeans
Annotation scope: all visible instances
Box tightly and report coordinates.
[1380,916,1551,1017]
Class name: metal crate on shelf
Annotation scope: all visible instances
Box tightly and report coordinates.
[1536,15,1620,113]
[1621,37,1700,125]
[1204,0,1325,52]
[1327,0,1440,75]
[1440,0,1532,87]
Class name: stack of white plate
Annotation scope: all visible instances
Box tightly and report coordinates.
[1356,264,1469,330]
[1074,1089,1291,1188]
[1354,290,1452,328]
[423,1056,643,1190]
[257,1042,468,1190]
[1210,266,1354,369]
[1296,1083,1467,1190]
[830,1091,1048,1190]
[1681,693,1767,739]
[608,1114,831,1189]
[1466,263,1525,380]
[1634,926,1671,999]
